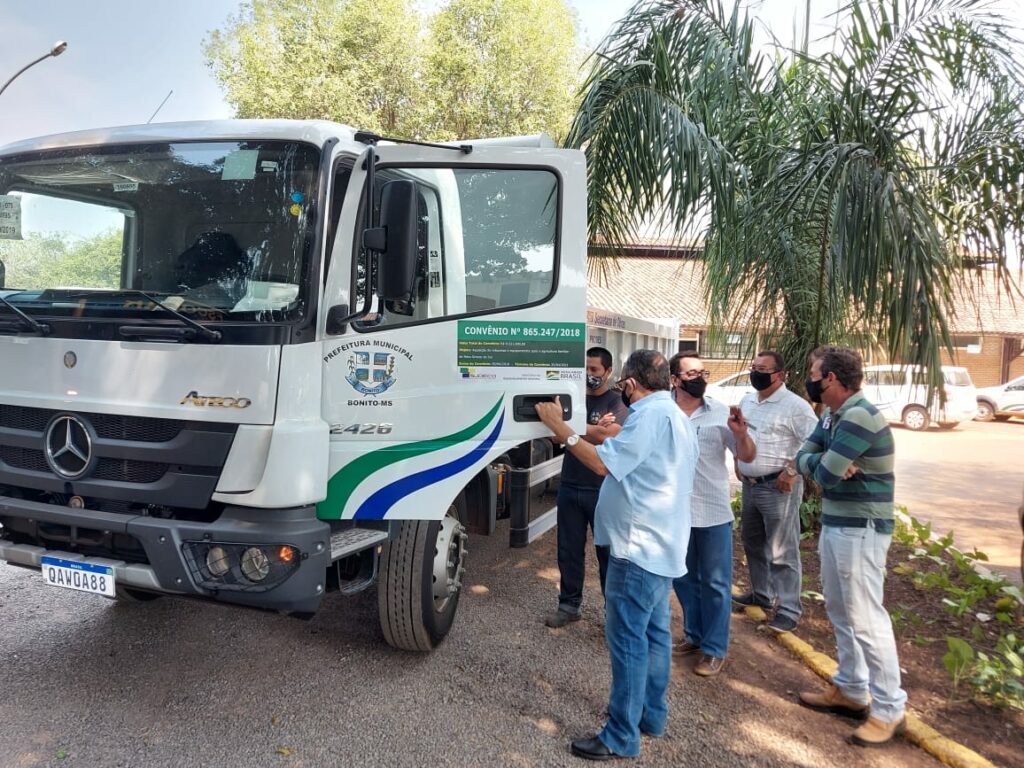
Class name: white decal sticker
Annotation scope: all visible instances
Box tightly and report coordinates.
[222,150,259,181]
[113,182,139,192]
[0,195,22,240]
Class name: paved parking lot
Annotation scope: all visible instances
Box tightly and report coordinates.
[892,418,1023,584]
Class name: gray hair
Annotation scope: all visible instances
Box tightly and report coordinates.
[622,349,671,392]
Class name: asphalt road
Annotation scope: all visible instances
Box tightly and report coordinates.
[3,416,1013,767]
[892,418,1024,584]
[1,514,939,768]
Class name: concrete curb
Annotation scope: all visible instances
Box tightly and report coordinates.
[741,606,998,768]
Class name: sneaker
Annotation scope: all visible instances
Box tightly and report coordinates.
[672,640,701,657]
[798,684,870,719]
[544,609,582,628]
[731,592,772,610]
[694,655,725,677]
[767,614,798,633]
[850,716,906,747]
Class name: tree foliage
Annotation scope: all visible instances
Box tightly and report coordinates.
[204,0,580,141]
[0,230,122,290]
[570,0,1024,394]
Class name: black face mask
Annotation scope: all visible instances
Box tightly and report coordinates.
[806,377,824,404]
[750,370,775,391]
[620,383,633,409]
[677,377,707,399]
[586,374,604,391]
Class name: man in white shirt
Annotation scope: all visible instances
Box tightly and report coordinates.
[670,351,756,677]
[735,350,818,633]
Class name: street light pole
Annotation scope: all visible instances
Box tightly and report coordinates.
[0,41,68,98]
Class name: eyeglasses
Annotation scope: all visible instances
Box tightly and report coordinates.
[673,370,710,380]
[750,366,780,375]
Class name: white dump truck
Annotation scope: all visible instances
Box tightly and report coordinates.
[0,120,676,650]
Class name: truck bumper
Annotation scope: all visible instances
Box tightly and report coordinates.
[0,495,331,614]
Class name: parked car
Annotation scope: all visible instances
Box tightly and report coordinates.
[974,374,1024,421]
[862,364,978,431]
[706,370,755,406]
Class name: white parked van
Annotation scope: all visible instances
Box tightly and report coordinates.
[862,365,978,430]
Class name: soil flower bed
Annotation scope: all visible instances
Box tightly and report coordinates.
[732,513,1024,767]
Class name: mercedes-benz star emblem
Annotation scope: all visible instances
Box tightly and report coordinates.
[63,351,77,369]
[44,414,93,480]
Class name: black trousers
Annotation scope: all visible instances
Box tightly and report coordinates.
[555,482,609,614]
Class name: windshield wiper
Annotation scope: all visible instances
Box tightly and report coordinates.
[60,289,222,343]
[0,293,51,336]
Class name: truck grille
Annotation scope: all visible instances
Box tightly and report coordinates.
[0,407,237,509]
[0,405,185,442]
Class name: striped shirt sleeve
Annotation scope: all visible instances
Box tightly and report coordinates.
[795,416,827,476]
[802,407,878,489]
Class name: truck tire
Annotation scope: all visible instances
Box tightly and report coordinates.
[901,405,930,431]
[378,493,468,652]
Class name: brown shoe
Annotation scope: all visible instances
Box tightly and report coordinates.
[672,640,701,657]
[850,716,906,747]
[798,684,869,719]
[694,655,725,677]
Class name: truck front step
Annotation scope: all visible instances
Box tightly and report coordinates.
[329,527,389,561]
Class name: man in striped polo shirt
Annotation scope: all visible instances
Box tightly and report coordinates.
[792,347,907,747]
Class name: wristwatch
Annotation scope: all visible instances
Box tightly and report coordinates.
[784,466,798,477]
[566,434,580,448]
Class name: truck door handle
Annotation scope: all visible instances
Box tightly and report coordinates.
[512,394,572,422]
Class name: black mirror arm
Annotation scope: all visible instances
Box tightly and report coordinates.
[333,146,379,327]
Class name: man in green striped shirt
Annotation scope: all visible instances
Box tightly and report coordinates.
[792,347,907,747]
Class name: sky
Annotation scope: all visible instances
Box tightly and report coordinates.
[0,0,867,146]
[1,0,1021,145]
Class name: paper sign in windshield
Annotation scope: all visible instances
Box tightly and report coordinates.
[222,150,259,181]
[0,195,22,240]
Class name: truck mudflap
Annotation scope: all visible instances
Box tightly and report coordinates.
[0,495,331,614]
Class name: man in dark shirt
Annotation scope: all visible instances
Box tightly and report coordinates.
[545,346,628,628]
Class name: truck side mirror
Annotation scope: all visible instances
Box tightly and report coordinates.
[370,179,419,306]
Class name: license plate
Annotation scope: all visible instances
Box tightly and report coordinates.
[40,556,116,597]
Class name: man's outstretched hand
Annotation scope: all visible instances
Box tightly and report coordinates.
[534,396,565,432]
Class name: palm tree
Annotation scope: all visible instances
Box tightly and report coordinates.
[568,0,1024,393]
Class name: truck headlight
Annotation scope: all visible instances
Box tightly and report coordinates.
[206,545,230,577]
[240,547,271,582]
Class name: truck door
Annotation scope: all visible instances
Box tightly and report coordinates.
[317,142,587,522]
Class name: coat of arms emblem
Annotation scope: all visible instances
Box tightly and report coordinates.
[346,350,398,396]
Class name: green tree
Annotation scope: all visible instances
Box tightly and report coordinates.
[204,0,581,141]
[569,0,1024,393]
[204,0,424,135]
[424,0,580,141]
[0,230,121,289]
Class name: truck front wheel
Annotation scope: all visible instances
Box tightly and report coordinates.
[378,493,468,651]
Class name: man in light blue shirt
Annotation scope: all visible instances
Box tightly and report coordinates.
[536,349,698,761]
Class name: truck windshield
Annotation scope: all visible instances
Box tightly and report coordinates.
[0,141,320,324]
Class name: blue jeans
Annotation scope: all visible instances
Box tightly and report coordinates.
[599,557,673,757]
[740,477,803,621]
[556,483,609,614]
[819,523,907,723]
[673,522,733,658]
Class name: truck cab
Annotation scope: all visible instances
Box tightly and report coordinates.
[0,120,587,650]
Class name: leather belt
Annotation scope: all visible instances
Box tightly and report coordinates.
[822,515,895,533]
[744,471,781,485]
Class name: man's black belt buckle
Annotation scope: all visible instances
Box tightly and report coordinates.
[744,471,781,485]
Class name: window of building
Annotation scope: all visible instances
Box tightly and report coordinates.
[699,331,749,360]
[952,335,982,353]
